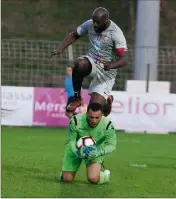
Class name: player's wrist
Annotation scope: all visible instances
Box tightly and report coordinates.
[75,148,81,158]
[76,146,87,159]
[53,49,62,56]
[98,147,105,156]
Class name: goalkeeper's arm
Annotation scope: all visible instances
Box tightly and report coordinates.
[67,116,86,159]
[67,116,78,154]
[99,121,117,155]
[86,121,117,159]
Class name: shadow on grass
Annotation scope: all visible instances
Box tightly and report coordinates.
[32,173,114,198]
[58,181,114,198]
[2,164,115,198]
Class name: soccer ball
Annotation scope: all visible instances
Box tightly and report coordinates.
[77,136,96,148]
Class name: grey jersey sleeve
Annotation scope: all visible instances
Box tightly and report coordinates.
[112,27,128,51]
[76,19,92,37]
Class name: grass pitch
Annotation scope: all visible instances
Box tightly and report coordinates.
[1,127,176,198]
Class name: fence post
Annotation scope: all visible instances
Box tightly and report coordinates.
[146,63,150,93]
[68,45,73,61]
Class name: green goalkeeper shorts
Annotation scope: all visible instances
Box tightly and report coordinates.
[61,146,104,172]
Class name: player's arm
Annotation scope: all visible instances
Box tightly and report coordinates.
[48,20,90,61]
[104,29,128,70]
[68,116,87,158]
[86,121,117,159]
[48,31,80,61]
[67,116,78,154]
[101,121,117,154]
[105,50,127,69]
[54,31,80,55]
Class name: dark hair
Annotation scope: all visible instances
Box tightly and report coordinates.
[66,65,72,68]
[87,102,103,112]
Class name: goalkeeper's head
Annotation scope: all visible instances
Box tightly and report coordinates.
[86,103,103,128]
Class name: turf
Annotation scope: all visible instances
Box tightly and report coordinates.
[1,127,176,198]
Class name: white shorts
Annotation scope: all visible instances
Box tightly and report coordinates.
[81,55,117,99]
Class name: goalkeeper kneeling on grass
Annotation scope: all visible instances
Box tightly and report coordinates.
[59,102,117,184]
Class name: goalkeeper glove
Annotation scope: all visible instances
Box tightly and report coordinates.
[76,146,87,159]
[82,145,96,159]
[86,146,105,160]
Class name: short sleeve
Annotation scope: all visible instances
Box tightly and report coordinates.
[112,27,127,51]
[76,19,92,37]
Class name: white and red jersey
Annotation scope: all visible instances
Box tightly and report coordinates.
[77,19,127,65]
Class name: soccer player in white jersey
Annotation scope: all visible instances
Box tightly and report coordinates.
[48,7,128,117]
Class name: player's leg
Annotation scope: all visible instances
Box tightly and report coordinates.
[89,86,114,117]
[85,157,110,184]
[59,147,82,183]
[65,96,76,119]
[88,62,115,117]
[89,92,113,117]
[59,171,76,183]
[86,162,101,184]
[66,57,92,112]
[103,95,114,117]
[89,92,106,113]
[89,92,106,106]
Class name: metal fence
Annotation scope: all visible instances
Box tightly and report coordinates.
[1,39,176,90]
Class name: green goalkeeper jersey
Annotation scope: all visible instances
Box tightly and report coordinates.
[67,113,117,155]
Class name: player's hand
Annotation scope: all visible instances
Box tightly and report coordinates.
[47,50,62,63]
[104,62,115,71]
[76,146,87,159]
[82,145,96,159]
[87,146,105,160]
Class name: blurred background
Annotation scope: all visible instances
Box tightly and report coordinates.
[1,0,176,91]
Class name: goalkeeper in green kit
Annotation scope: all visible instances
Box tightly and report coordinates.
[59,102,117,184]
